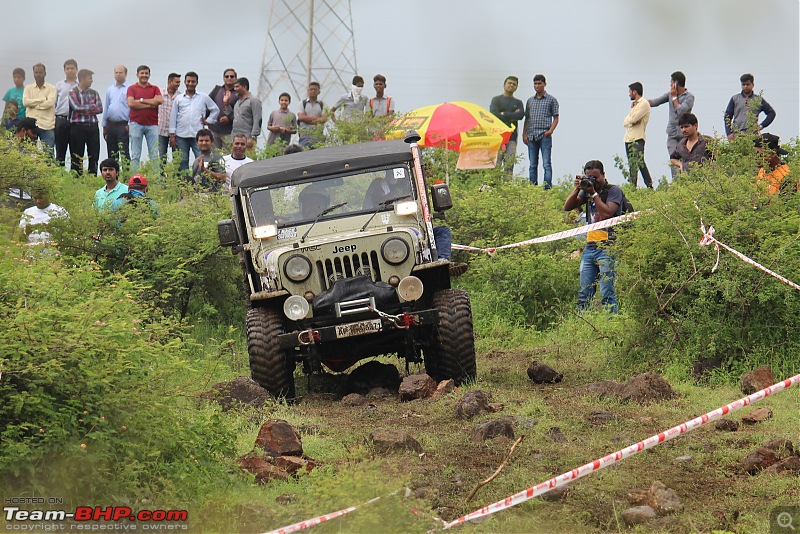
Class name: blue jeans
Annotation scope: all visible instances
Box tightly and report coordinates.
[38,129,55,152]
[175,136,199,172]
[578,246,618,313]
[527,135,553,189]
[129,123,159,171]
[433,226,452,260]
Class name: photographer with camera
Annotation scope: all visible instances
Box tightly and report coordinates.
[563,160,622,313]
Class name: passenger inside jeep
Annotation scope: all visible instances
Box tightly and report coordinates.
[362,169,412,210]
[299,185,331,219]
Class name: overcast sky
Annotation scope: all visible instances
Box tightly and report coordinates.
[2,0,797,183]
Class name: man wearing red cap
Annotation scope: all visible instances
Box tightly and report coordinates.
[111,174,158,215]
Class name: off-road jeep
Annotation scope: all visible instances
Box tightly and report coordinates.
[218,135,476,398]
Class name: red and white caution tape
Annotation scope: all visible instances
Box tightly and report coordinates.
[443,373,800,529]
[452,211,642,254]
[262,488,413,534]
[700,223,800,292]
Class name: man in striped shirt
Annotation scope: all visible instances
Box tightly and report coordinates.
[68,69,103,176]
[158,73,181,161]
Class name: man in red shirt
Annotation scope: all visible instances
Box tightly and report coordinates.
[126,65,163,171]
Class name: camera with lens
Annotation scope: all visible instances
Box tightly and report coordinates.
[579,175,597,190]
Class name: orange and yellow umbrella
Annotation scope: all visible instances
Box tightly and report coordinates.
[384,101,513,152]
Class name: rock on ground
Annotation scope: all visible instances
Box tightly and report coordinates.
[526,361,563,384]
[200,377,270,411]
[255,419,303,457]
[714,419,740,432]
[341,393,367,407]
[399,373,437,401]
[741,447,781,474]
[647,481,683,514]
[238,452,290,484]
[470,418,516,442]
[622,505,657,526]
[431,379,455,399]
[616,373,676,404]
[740,366,776,394]
[454,390,492,419]
[741,407,772,425]
[369,428,423,454]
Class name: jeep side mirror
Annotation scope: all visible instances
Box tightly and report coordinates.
[217,219,239,247]
[430,183,453,211]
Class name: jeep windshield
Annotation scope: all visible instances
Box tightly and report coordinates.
[246,165,415,227]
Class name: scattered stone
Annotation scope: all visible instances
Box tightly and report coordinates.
[622,505,657,526]
[454,390,492,419]
[470,418,515,442]
[647,481,683,514]
[673,456,694,464]
[581,380,619,398]
[626,489,649,505]
[540,486,569,502]
[715,419,739,432]
[512,416,539,429]
[200,377,270,411]
[741,407,772,425]
[616,373,676,404]
[361,403,378,415]
[238,453,290,484]
[275,494,297,504]
[765,455,800,475]
[585,409,613,424]
[399,373,437,401]
[341,393,367,407]
[547,426,568,443]
[346,361,401,395]
[741,447,781,474]
[273,455,316,475]
[255,419,303,457]
[763,439,794,455]
[369,428,423,454]
[638,416,655,424]
[431,379,455,399]
[365,387,393,400]
[527,361,563,384]
[740,366,776,395]
[488,402,505,413]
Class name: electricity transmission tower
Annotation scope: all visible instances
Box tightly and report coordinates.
[258,0,358,106]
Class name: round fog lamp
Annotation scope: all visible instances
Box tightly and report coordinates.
[397,276,423,302]
[283,295,310,320]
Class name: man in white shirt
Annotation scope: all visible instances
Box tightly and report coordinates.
[223,134,253,193]
[19,189,68,244]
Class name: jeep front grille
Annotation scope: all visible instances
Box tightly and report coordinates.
[316,251,382,289]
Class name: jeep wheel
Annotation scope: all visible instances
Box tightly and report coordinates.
[246,306,296,399]
[425,289,477,385]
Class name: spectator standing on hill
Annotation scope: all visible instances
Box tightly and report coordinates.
[648,71,695,178]
[490,75,525,173]
[724,73,776,140]
[266,93,297,146]
[126,65,162,171]
[297,81,327,148]
[169,71,219,172]
[369,74,394,117]
[669,113,711,174]
[94,158,128,211]
[223,134,253,192]
[756,133,794,196]
[231,77,262,149]
[191,129,226,191]
[623,81,653,189]
[208,68,239,150]
[103,65,130,162]
[563,159,622,314]
[4,67,26,118]
[22,63,57,151]
[158,73,181,161]
[523,74,559,189]
[331,75,368,121]
[69,69,103,176]
[54,59,78,169]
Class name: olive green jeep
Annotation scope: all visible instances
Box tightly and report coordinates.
[218,135,476,398]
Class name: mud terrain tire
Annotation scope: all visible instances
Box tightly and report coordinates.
[425,289,477,385]
[247,306,296,399]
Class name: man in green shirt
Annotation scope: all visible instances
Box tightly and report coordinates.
[93,158,128,211]
[3,67,26,118]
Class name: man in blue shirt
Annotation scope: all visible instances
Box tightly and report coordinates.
[724,73,776,140]
[104,65,130,162]
[168,71,219,172]
[523,74,559,189]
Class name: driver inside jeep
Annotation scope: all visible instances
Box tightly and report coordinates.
[299,185,331,219]
[362,169,412,210]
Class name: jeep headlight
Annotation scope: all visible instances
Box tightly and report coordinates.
[283,295,310,320]
[381,238,409,265]
[253,224,278,239]
[284,254,312,282]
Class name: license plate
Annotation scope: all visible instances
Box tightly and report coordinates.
[335,319,382,339]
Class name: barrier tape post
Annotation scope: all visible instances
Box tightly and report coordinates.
[443,373,800,529]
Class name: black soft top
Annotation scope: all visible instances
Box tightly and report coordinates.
[230,140,414,193]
